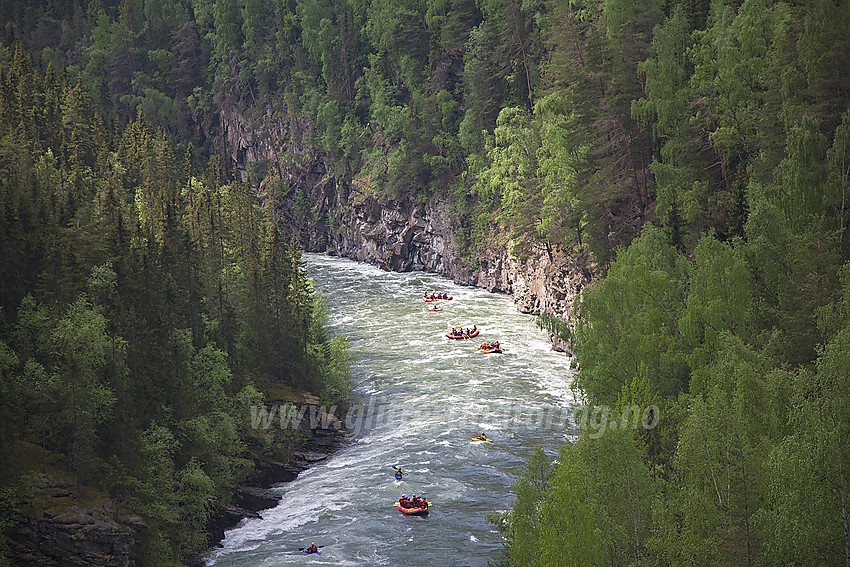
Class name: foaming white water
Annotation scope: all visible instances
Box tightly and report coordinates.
[207,254,575,566]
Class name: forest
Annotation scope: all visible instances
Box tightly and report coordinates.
[0,11,353,564]
[0,0,848,564]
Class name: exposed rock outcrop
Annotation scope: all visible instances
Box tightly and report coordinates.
[217,88,592,349]
[9,504,143,567]
[272,155,591,347]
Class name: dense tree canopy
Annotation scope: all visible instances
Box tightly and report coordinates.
[0,43,351,564]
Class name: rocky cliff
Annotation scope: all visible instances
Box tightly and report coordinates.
[205,396,350,553]
[218,101,593,341]
[8,477,143,567]
[267,154,591,352]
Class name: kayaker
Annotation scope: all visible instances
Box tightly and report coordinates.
[307,543,318,553]
[395,467,405,476]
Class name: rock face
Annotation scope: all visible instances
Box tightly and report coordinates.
[274,156,592,344]
[9,505,142,567]
[218,100,592,342]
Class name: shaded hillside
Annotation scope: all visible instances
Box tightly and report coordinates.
[0,45,352,565]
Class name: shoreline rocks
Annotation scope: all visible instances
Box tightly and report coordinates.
[7,400,350,567]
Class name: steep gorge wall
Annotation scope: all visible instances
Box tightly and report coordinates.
[221,107,591,352]
[272,156,591,352]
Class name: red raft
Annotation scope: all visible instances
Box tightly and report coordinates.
[396,498,429,516]
[445,328,479,339]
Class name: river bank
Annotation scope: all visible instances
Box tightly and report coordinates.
[200,397,352,561]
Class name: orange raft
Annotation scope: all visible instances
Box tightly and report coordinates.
[423,295,453,302]
[396,498,429,516]
[476,343,503,354]
[445,329,480,339]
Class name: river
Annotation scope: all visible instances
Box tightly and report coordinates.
[206,253,576,566]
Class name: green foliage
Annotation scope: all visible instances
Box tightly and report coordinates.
[499,432,657,566]
[535,445,605,567]
[0,341,23,457]
[534,93,589,249]
[0,46,352,562]
[176,458,216,555]
[502,447,551,567]
[575,225,690,404]
[759,325,850,565]
[577,425,657,566]
[0,485,17,566]
[51,296,118,483]
[681,234,755,380]
[657,336,773,566]
[534,313,570,344]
